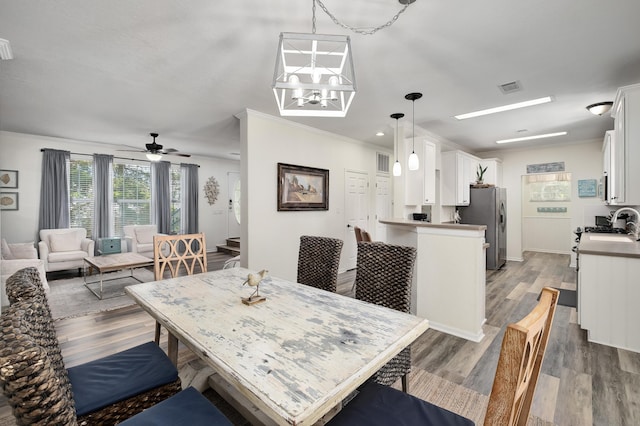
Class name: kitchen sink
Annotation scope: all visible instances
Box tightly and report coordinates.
[589,234,634,243]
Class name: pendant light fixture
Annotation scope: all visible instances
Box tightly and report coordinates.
[390,113,404,176]
[272,0,415,117]
[405,92,422,171]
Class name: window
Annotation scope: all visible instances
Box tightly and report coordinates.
[112,162,152,236]
[69,159,184,237]
[69,158,94,237]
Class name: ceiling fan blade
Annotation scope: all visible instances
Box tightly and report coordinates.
[165,152,192,157]
[162,148,178,153]
[117,149,146,153]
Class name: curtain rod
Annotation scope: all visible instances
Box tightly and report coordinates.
[40,149,200,167]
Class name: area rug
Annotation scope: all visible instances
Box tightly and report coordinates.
[47,268,155,320]
[538,287,576,308]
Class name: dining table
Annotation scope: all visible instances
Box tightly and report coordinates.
[125,267,429,426]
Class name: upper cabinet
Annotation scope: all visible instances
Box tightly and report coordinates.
[404,138,437,205]
[602,130,613,204]
[442,150,477,206]
[479,158,503,187]
[610,83,640,205]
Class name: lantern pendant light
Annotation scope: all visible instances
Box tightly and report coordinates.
[405,92,422,171]
[390,113,404,176]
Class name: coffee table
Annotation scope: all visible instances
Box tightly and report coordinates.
[84,252,154,299]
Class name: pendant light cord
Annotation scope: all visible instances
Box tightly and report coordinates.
[313,0,412,36]
[412,98,416,153]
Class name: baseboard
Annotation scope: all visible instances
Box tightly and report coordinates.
[428,321,485,343]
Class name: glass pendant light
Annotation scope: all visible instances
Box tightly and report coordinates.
[390,113,404,176]
[405,92,422,171]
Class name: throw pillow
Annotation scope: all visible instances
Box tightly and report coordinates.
[135,227,156,244]
[49,233,81,252]
[1,238,14,260]
[10,242,37,259]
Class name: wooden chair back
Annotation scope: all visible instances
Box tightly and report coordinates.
[484,286,559,426]
[361,230,372,242]
[354,226,363,243]
[153,233,207,280]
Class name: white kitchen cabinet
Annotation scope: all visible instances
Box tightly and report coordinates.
[423,141,436,204]
[479,158,503,187]
[602,130,613,203]
[442,150,478,206]
[610,83,640,205]
[404,138,437,206]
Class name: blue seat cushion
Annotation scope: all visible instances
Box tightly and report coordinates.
[119,387,233,426]
[67,341,179,416]
[328,381,475,426]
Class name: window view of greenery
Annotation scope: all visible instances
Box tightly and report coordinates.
[69,159,94,237]
[69,158,185,238]
[113,162,152,236]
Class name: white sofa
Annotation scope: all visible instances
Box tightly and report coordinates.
[123,225,165,259]
[1,238,49,308]
[38,228,95,273]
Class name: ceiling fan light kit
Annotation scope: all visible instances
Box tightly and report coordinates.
[272,0,414,118]
[118,132,191,161]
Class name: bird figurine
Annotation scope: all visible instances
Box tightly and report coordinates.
[241,269,268,305]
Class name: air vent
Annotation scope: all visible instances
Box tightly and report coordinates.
[498,80,522,94]
[377,152,390,174]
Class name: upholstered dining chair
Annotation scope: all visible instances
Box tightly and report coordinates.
[327,287,560,426]
[353,241,416,392]
[1,267,182,425]
[153,233,207,343]
[296,235,344,293]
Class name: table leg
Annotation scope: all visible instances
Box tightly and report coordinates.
[167,332,179,366]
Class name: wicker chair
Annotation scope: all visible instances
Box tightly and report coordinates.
[153,233,207,344]
[2,267,182,425]
[296,235,344,293]
[353,241,416,392]
[328,287,560,426]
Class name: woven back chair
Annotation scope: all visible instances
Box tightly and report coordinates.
[354,241,416,392]
[297,235,344,293]
[2,268,182,425]
[327,287,559,426]
[153,233,207,343]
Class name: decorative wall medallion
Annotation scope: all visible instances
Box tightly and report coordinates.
[204,176,220,205]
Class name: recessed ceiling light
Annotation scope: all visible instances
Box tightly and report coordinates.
[376,132,385,137]
[496,131,567,144]
[454,96,553,120]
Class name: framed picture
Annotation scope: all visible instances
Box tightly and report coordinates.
[0,192,18,210]
[0,170,18,188]
[277,163,329,211]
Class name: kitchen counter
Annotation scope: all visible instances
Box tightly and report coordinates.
[381,218,487,342]
[578,232,640,258]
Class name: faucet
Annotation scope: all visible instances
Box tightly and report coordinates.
[610,207,640,240]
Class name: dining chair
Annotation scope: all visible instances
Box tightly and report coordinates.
[153,233,207,343]
[2,267,182,425]
[353,241,416,392]
[361,229,372,242]
[327,287,560,426]
[297,235,344,293]
[354,226,363,243]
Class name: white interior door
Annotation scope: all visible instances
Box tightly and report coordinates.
[227,172,241,238]
[375,176,391,242]
[345,170,369,270]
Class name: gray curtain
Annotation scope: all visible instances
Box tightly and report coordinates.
[38,149,70,230]
[93,154,113,243]
[180,163,199,234]
[151,161,171,234]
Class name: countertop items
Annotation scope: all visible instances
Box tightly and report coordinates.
[577,232,640,258]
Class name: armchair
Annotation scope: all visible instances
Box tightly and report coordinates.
[123,225,166,259]
[38,228,94,273]
[1,238,48,307]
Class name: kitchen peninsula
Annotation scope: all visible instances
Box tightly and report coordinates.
[380,218,487,342]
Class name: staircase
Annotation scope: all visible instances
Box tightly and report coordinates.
[216,237,240,256]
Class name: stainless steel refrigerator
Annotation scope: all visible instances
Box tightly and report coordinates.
[459,187,507,270]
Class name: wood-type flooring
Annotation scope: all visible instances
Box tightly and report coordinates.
[1,251,639,425]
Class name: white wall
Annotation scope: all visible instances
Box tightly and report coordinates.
[0,131,239,250]
[239,110,389,282]
[481,139,606,265]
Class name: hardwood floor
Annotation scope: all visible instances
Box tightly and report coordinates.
[2,251,639,425]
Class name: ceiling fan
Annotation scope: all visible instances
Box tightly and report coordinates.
[119,132,191,161]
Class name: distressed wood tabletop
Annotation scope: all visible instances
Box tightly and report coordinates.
[126,268,429,426]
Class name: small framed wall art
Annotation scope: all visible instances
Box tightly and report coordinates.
[0,170,18,188]
[0,192,19,210]
[277,163,329,211]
